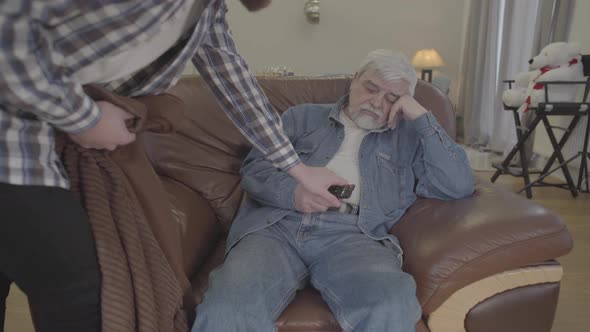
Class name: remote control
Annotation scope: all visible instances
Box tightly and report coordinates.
[328,184,355,199]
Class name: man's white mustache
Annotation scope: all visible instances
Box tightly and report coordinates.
[360,106,381,118]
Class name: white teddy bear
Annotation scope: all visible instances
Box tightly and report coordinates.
[502,42,584,113]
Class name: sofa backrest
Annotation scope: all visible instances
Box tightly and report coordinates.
[143,76,456,233]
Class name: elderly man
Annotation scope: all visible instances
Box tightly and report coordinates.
[192,50,475,332]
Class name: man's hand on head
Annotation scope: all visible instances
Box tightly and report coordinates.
[288,163,347,211]
[387,95,428,129]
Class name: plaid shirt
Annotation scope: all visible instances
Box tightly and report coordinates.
[0,0,299,188]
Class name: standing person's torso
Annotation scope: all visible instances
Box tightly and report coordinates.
[75,0,206,84]
[0,0,216,188]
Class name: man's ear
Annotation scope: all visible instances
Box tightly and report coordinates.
[349,72,359,92]
[351,72,361,85]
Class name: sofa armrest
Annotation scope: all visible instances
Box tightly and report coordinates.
[427,262,562,332]
[390,178,573,315]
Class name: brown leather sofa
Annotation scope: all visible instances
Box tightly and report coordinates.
[136,76,573,332]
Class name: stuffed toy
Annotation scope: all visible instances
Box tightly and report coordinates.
[502,42,584,113]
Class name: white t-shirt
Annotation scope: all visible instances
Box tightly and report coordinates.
[325,112,369,205]
[76,0,200,84]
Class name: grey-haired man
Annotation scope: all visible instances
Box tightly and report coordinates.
[193,50,475,332]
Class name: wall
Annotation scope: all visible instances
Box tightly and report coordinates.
[185,0,467,104]
[567,1,590,52]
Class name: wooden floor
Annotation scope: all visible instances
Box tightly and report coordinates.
[3,171,590,331]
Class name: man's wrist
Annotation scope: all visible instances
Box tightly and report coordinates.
[56,98,102,134]
[287,162,306,181]
[407,109,427,121]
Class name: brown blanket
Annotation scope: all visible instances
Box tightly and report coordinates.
[57,85,192,332]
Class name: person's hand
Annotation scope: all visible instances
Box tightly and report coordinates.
[288,163,348,210]
[387,95,428,129]
[68,101,136,151]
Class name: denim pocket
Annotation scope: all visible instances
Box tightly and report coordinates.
[376,154,406,215]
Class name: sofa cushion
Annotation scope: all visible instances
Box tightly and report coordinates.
[153,77,350,232]
[161,177,219,279]
[147,78,253,232]
[155,76,455,233]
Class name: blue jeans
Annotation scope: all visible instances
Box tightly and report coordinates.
[192,211,421,332]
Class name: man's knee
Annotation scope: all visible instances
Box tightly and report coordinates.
[373,274,421,322]
[48,260,101,300]
[28,268,101,332]
[35,267,101,312]
[193,264,283,331]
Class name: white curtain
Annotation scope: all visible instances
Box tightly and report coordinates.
[458,0,540,153]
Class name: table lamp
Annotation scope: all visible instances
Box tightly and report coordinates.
[411,49,445,83]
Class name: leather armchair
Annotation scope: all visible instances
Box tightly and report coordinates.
[137,76,573,332]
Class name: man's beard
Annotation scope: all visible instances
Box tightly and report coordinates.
[239,0,272,11]
[351,106,384,130]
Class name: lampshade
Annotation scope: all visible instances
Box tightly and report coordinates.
[411,49,446,68]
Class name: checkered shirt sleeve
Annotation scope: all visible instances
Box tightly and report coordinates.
[192,3,300,171]
[0,2,102,133]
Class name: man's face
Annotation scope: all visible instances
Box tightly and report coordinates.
[345,67,410,130]
[239,0,272,11]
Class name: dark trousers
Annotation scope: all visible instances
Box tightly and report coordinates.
[0,183,101,332]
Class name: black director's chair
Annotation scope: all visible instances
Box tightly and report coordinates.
[491,54,590,198]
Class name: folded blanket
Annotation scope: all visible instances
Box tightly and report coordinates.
[57,85,192,332]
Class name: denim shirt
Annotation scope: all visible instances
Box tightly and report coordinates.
[227,96,475,256]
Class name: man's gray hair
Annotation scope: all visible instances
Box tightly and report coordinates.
[357,49,418,96]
